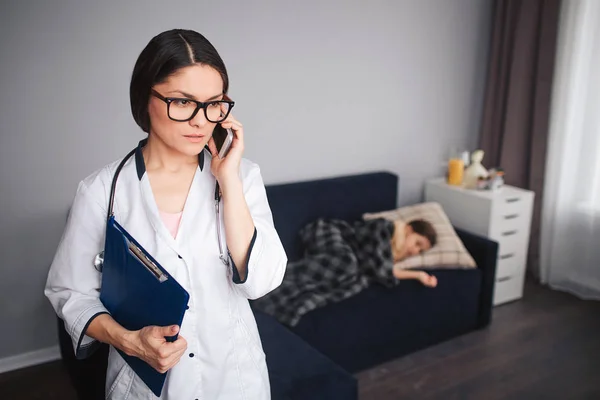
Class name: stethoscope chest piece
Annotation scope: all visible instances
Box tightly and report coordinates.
[94,251,104,272]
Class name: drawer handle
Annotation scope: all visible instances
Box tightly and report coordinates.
[506,197,521,203]
[500,253,515,260]
[501,230,518,236]
[504,214,519,220]
[497,277,511,283]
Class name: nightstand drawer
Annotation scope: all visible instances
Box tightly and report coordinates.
[496,251,522,278]
[491,209,529,237]
[490,217,529,245]
[495,227,527,283]
[494,274,525,305]
[495,193,528,215]
[495,226,526,256]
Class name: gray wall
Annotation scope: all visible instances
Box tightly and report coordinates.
[0,0,491,359]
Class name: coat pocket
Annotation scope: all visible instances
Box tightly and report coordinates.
[105,347,134,400]
[237,317,266,370]
[235,317,270,399]
[105,362,133,399]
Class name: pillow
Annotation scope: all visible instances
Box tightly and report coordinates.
[363,202,476,270]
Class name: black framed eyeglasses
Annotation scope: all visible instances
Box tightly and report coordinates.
[151,89,235,123]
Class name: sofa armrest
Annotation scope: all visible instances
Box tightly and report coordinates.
[455,227,498,328]
[254,310,358,400]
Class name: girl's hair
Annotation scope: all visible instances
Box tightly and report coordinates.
[407,219,437,247]
[130,29,229,133]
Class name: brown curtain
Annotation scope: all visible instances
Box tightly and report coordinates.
[479,0,562,279]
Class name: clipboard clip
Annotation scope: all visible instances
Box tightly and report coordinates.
[126,239,169,283]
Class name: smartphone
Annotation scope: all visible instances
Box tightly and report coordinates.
[212,124,234,158]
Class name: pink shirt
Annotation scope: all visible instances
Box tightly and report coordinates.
[159,210,183,239]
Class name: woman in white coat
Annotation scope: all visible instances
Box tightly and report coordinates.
[45,29,287,399]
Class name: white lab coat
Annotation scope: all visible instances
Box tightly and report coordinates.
[45,142,287,400]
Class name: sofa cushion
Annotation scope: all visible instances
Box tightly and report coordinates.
[291,268,482,373]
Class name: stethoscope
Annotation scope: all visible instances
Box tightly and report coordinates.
[93,146,229,272]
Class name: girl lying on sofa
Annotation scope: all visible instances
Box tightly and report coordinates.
[254,217,438,326]
[392,219,438,288]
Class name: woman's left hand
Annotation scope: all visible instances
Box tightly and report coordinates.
[207,104,244,187]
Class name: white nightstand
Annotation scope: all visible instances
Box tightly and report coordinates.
[425,178,535,305]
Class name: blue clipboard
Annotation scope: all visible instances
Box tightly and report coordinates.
[98,147,189,397]
[100,216,189,397]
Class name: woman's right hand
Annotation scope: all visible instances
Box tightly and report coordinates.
[125,325,188,373]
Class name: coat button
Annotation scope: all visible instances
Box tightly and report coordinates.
[178,255,182,259]
[185,305,189,310]
[189,353,194,358]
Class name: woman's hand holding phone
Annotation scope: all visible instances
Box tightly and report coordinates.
[207,102,244,190]
[207,101,255,272]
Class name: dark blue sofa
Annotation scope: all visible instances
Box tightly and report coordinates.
[262,171,498,373]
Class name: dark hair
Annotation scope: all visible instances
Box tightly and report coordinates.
[130,29,229,133]
[407,219,437,247]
